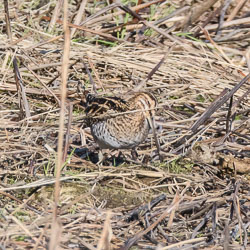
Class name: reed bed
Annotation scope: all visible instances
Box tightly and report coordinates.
[0,0,249,249]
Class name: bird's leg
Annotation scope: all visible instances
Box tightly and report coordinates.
[109,150,123,166]
[97,149,107,165]
[131,148,138,161]
[147,115,162,162]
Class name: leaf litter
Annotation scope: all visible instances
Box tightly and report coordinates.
[0,0,249,249]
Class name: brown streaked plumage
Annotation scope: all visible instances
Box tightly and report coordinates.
[84,92,157,150]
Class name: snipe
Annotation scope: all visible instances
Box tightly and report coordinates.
[83,92,157,159]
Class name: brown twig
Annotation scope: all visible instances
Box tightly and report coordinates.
[12,58,31,119]
[225,96,233,135]
[48,0,63,32]
[191,73,250,133]
[215,0,233,39]
[118,5,181,44]
[41,15,124,42]
[97,211,112,250]
[70,0,88,38]
[226,0,248,21]
[181,0,220,30]
[173,73,250,150]
[81,0,165,26]
[62,102,73,164]
[50,0,70,249]
[3,0,12,40]
[127,194,166,222]
[4,0,31,120]
[193,3,224,37]
[120,192,181,250]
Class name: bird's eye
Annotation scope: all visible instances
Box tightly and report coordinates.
[86,94,94,103]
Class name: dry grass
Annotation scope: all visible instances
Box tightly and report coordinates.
[0,0,249,249]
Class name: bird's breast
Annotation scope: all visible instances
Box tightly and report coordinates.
[90,113,150,149]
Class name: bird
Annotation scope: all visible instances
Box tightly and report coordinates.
[83,92,157,162]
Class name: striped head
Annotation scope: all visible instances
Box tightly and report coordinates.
[128,92,157,119]
[84,93,128,121]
